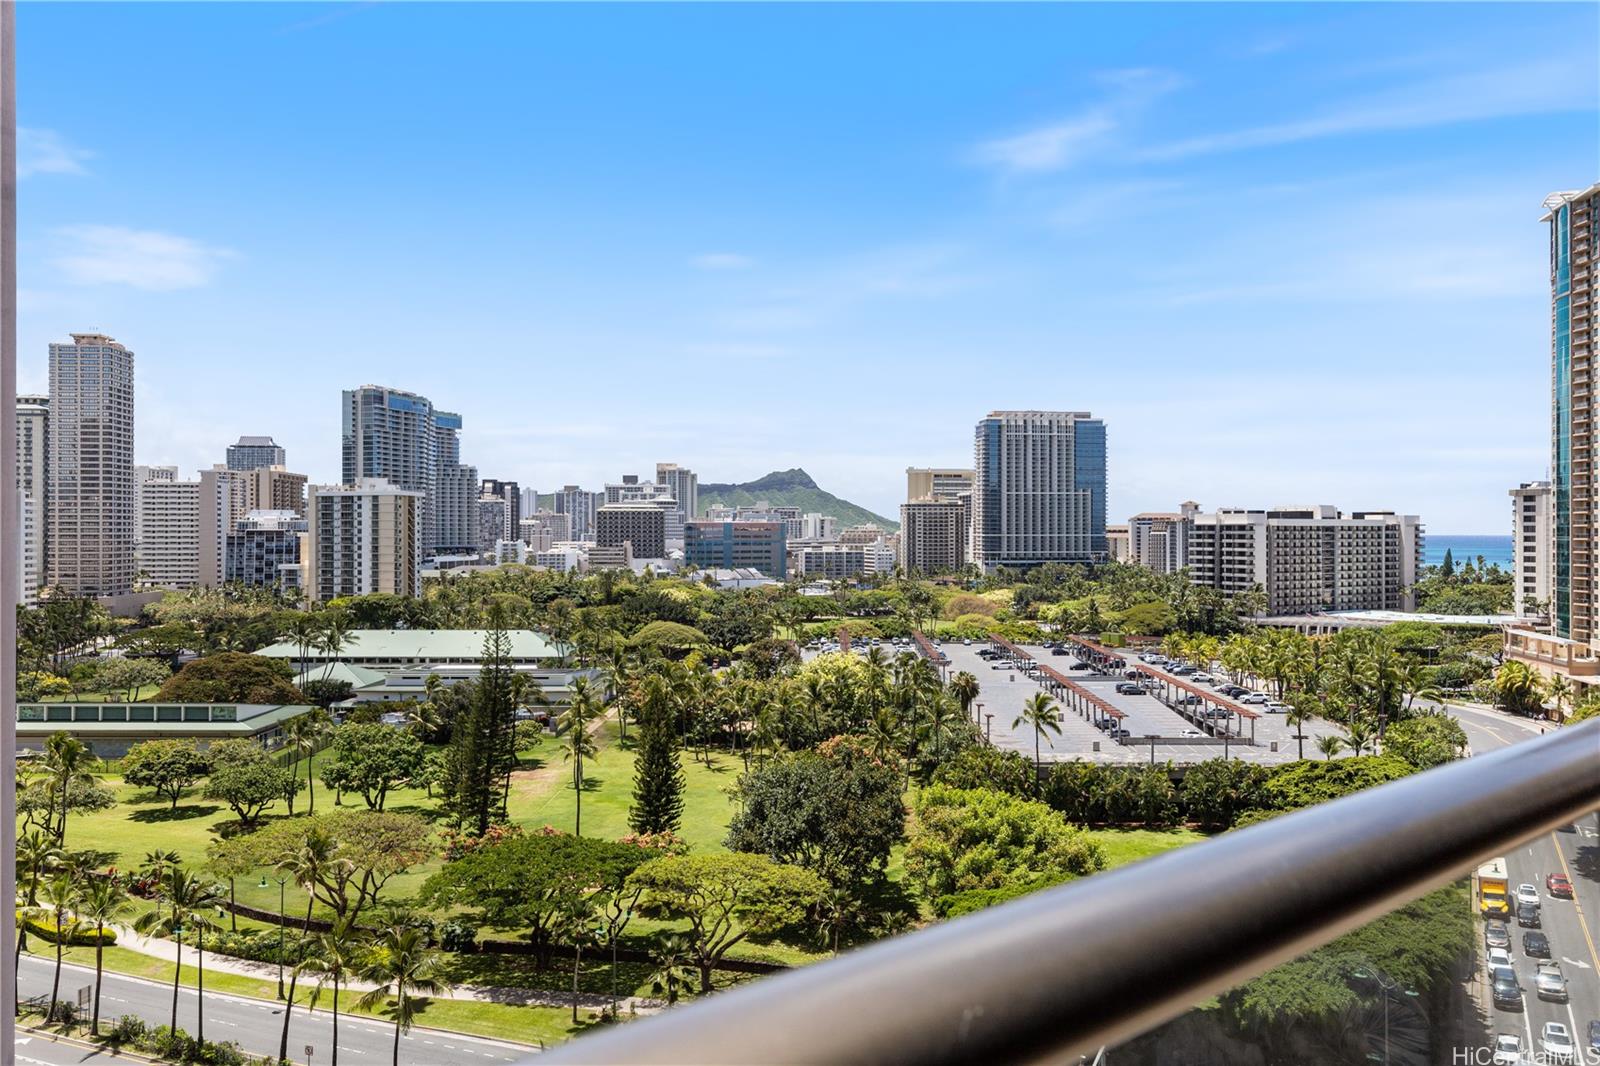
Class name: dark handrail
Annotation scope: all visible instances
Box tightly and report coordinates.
[539,721,1600,1065]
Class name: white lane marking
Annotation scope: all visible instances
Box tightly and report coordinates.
[1562,955,1592,969]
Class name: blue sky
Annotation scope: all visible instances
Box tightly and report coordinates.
[15,3,1598,530]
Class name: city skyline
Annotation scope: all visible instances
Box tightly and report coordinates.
[12,3,1599,529]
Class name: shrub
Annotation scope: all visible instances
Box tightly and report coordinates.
[18,909,118,946]
[438,920,479,953]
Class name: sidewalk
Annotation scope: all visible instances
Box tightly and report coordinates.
[109,924,664,1014]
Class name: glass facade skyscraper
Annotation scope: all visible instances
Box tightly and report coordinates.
[972,410,1107,572]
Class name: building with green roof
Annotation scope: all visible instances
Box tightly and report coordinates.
[16,703,312,758]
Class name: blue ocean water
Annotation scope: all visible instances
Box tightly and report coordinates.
[1424,534,1513,569]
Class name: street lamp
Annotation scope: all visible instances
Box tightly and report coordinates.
[261,875,288,998]
[984,712,993,742]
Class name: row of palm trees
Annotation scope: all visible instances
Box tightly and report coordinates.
[14,835,446,1066]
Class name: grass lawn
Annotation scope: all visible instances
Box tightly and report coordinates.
[1086,827,1207,868]
[25,944,586,1047]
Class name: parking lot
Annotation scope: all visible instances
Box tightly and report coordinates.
[935,640,1346,766]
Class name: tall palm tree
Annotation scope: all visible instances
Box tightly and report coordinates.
[134,866,224,1035]
[317,614,352,684]
[38,871,81,1023]
[1344,719,1376,757]
[355,925,447,1066]
[39,732,96,845]
[1544,673,1575,722]
[1013,692,1061,790]
[77,877,134,1035]
[276,827,340,1062]
[139,848,183,925]
[922,692,959,764]
[14,830,64,1013]
[285,612,324,691]
[561,676,602,836]
[285,710,330,814]
[306,920,365,1066]
[948,671,980,723]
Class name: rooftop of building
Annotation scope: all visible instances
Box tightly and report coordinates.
[233,435,279,446]
[257,628,560,661]
[1542,182,1600,218]
[16,702,310,730]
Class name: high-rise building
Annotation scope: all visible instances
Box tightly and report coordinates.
[800,512,838,541]
[1106,524,1131,563]
[684,520,786,577]
[906,467,974,502]
[307,478,424,602]
[520,510,571,551]
[244,466,308,517]
[519,486,538,517]
[1510,481,1553,616]
[196,465,253,587]
[899,497,968,576]
[226,510,307,594]
[656,462,698,519]
[225,435,287,472]
[1128,505,1197,574]
[48,333,136,596]
[477,494,510,554]
[137,477,201,588]
[972,410,1106,572]
[16,395,48,598]
[481,478,522,541]
[132,465,178,558]
[553,485,600,540]
[596,502,666,559]
[342,385,478,556]
[1186,505,1423,616]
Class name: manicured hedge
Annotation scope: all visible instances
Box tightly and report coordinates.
[16,909,118,946]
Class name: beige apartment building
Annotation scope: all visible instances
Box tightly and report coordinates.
[906,467,974,502]
[307,478,424,601]
[899,496,968,576]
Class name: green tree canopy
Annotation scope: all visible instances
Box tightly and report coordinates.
[1261,756,1415,811]
[155,652,302,704]
[203,739,300,827]
[319,723,424,811]
[1381,713,1468,770]
[905,784,1106,900]
[121,739,212,810]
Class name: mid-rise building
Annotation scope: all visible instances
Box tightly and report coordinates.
[48,333,136,596]
[839,523,888,545]
[132,466,179,566]
[225,510,307,594]
[1106,524,1131,563]
[1129,505,1197,574]
[138,477,200,588]
[18,496,40,606]
[801,512,837,541]
[972,410,1107,572]
[342,385,478,556]
[481,479,522,541]
[225,435,287,472]
[1510,481,1553,616]
[244,466,308,517]
[1186,505,1423,616]
[552,485,601,540]
[596,502,666,560]
[899,497,968,576]
[906,467,974,502]
[656,463,698,520]
[16,394,48,597]
[307,478,424,602]
[197,465,253,588]
[477,494,510,554]
[795,543,869,580]
[684,520,786,578]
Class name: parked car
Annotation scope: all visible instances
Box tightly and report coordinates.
[1491,1034,1523,1066]
[1517,901,1542,928]
[1486,947,1514,971]
[1547,872,1574,899]
[1535,962,1568,1002]
[1540,1021,1576,1062]
[1523,930,1552,958]
[1108,727,1130,740]
[1180,729,1205,738]
[1222,685,1248,697]
[1051,647,1070,656]
[1115,683,1142,695]
[1070,662,1093,670]
[1587,1019,1600,1056]
[1241,693,1269,705]
[961,638,972,646]
[1490,966,1522,1009]
[1515,883,1541,907]
[1484,920,1511,949]
[1190,672,1213,683]
[1263,701,1290,714]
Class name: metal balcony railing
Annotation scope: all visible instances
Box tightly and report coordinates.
[539,722,1600,1066]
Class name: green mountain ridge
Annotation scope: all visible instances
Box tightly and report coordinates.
[698,469,898,531]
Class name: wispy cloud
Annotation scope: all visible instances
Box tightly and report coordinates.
[1142,56,1594,161]
[690,252,755,271]
[52,225,235,290]
[972,68,1183,176]
[18,128,91,178]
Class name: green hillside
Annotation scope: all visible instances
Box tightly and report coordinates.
[697,468,897,530]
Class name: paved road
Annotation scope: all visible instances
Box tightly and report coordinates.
[1442,702,1600,1058]
[16,955,538,1066]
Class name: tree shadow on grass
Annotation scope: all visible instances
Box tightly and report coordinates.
[383,803,448,823]
[129,804,221,823]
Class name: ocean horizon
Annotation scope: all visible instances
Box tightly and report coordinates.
[1424,534,1513,569]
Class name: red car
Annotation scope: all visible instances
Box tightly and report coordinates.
[1546,873,1574,899]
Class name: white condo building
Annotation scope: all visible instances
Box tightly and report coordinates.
[48,333,136,596]
[307,478,425,602]
[16,394,48,600]
[1510,481,1553,616]
[138,477,201,588]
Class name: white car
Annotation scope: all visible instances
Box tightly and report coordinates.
[1540,1022,1576,1063]
[1491,1034,1522,1065]
[1515,883,1540,907]
[1263,701,1290,714]
[1191,672,1213,683]
[1241,692,1269,705]
[1486,947,1513,971]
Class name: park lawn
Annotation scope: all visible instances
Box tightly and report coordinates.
[25,944,584,1048]
[1085,827,1206,868]
[39,683,163,704]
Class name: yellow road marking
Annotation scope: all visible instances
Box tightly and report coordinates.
[1552,827,1600,977]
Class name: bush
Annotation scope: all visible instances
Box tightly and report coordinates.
[206,928,320,966]
[932,874,1069,919]
[438,920,479,953]
[18,909,118,946]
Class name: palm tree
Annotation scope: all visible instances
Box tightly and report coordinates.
[77,877,134,1035]
[355,925,447,1066]
[948,671,980,724]
[285,709,331,814]
[1013,692,1061,790]
[38,871,81,1023]
[561,677,602,836]
[39,732,96,844]
[134,866,224,1035]
[138,848,182,925]
[1545,673,1575,722]
[14,830,64,1013]
[1344,719,1377,757]
[276,827,340,1062]
[645,933,697,1006]
[1283,695,1317,761]
[922,692,959,764]
[317,614,352,684]
[1316,734,1346,761]
[306,920,365,1066]
[285,612,324,691]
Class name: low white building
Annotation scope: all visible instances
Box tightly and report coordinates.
[1510,481,1552,615]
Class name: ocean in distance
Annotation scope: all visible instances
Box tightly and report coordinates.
[1424,534,1513,569]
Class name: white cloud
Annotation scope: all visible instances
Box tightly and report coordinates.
[972,68,1183,176]
[52,225,235,290]
[1142,56,1595,161]
[18,128,91,178]
[690,252,754,271]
